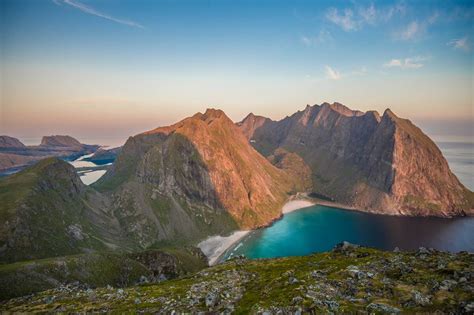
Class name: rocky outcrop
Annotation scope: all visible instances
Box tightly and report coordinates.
[238,102,474,217]
[0,136,25,148]
[3,246,472,313]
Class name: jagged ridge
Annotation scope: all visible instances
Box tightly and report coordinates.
[238,102,474,216]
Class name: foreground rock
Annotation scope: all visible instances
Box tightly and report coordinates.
[2,245,472,313]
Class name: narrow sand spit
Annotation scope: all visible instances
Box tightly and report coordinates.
[198,199,315,265]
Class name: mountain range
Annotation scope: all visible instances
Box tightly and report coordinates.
[0,135,99,173]
[0,103,472,267]
[238,102,473,217]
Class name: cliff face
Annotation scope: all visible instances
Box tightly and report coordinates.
[0,158,126,263]
[95,109,298,244]
[239,103,473,217]
[143,109,296,228]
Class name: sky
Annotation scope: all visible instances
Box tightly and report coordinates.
[0,0,473,142]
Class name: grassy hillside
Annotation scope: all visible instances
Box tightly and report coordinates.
[0,247,207,301]
[0,158,130,263]
[2,245,472,313]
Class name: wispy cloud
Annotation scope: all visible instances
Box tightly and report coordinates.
[448,37,471,52]
[323,65,368,80]
[397,21,422,40]
[326,8,358,31]
[53,0,144,29]
[395,12,438,41]
[358,4,377,25]
[326,2,406,32]
[383,2,407,21]
[325,66,342,80]
[383,56,426,69]
[300,30,332,46]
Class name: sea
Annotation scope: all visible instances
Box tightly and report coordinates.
[219,134,474,260]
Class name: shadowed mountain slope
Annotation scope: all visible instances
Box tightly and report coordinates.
[94,109,300,249]
[0,158,127,263]
[238,102,474,217]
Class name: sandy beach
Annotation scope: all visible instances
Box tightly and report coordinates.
[198,199,316,265]
[282,199,315,213]
[198,230,250,265]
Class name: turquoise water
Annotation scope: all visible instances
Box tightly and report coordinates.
[223,205,474,261]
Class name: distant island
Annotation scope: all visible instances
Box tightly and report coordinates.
[0,135,100,175]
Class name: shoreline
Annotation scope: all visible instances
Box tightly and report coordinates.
[198,195,472,265]
[198,198,317,266]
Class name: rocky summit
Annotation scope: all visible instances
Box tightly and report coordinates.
[1,245,472,313]
[238,102,474,217]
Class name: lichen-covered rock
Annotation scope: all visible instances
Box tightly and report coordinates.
[2,246,472,313]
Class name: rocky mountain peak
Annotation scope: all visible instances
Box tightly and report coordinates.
[238,102,473,217]
[382,108,397,120]
[321,102,365,117]
[202,108,226,118]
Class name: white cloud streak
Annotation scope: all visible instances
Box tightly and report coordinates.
[398,21,422,40]
[448,37,471,52]
[300,30,332,46]
[395,12,438,41]
[326,8,358,31]
[383,57,426,69]
[53,0,144,29]
[325,66,342,80]
[326,2,407,32]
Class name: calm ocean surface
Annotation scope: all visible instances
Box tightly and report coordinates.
[223,205,474,261]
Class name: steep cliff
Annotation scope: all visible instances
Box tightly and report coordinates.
[238,102,473,216]
[95,109,299,246]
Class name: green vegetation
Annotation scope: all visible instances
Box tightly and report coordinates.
[0,248,207,301]
[2,246,472,313]
[404,195,441,212]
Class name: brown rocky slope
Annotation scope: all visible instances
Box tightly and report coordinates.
[94,109,301,249]
[238,102,474,217]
